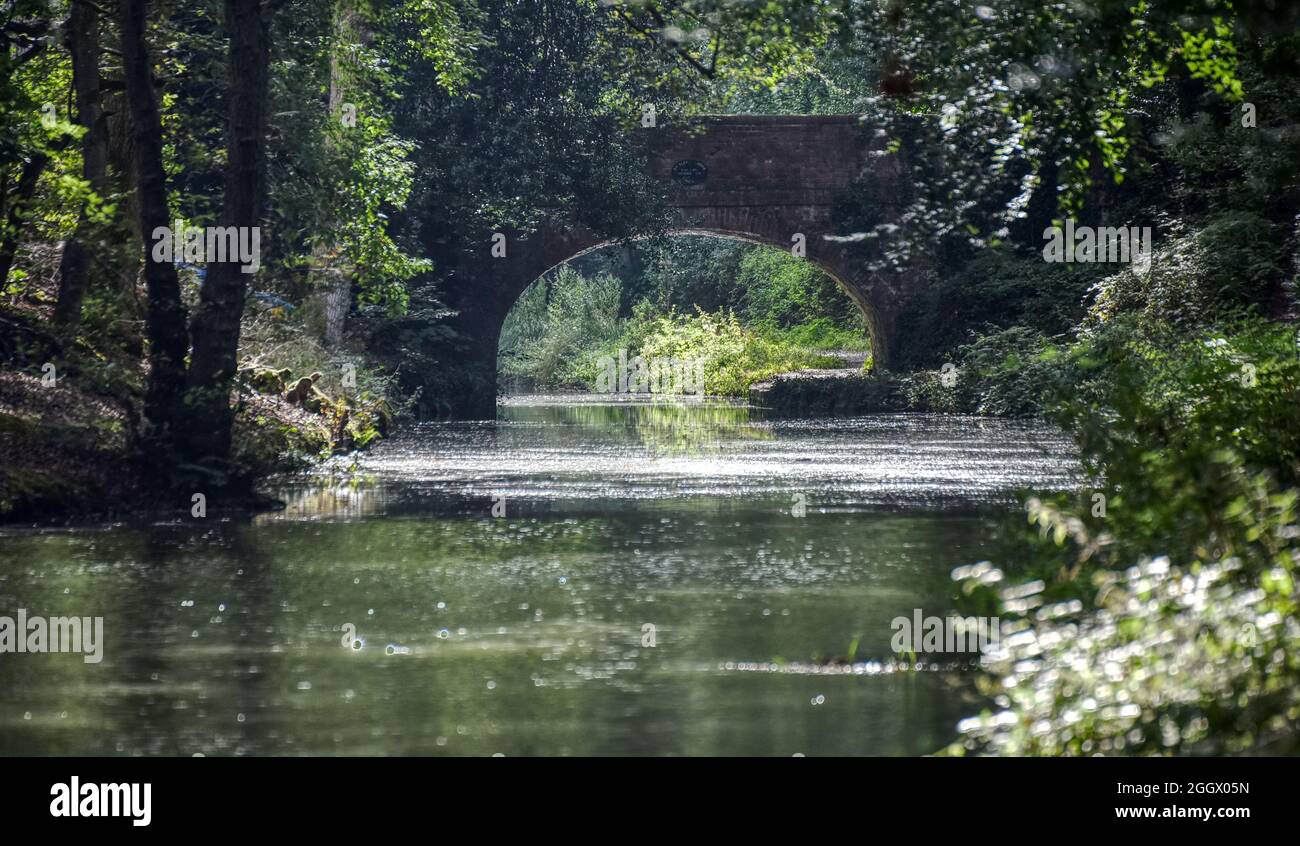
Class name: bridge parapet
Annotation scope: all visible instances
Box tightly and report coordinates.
[642,115,869,210]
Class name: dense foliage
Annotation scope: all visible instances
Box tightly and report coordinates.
[950,318,1300,755]
[499,239,865,393]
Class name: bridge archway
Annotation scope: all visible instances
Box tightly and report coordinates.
[437,115,915,418]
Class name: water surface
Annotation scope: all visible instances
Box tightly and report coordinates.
[0,396,1078,756]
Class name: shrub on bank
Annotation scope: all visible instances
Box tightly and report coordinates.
[598,307,839,397]
[948,317,1300,755]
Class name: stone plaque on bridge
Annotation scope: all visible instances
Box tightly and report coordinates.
[671,159,708,187]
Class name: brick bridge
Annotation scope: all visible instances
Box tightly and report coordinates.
[440,115,912,418]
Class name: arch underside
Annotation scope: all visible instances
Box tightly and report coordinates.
[507,223,886,370]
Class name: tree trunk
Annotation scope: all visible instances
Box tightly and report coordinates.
[54,0,109,327]
[118,0,189,466]
[180,0,270,474]
[105,88,147,322]
[322,266,352,345]
[0,153,49,289]
[318,1,358,348]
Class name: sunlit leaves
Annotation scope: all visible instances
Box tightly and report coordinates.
[840,0,1252,252]
[380,0,489,94]
[603,0,841,113]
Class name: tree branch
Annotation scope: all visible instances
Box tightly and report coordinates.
[71,0,112,18]
[615,5,716,80]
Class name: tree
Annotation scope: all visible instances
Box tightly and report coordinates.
[830,0,1284,255]
[54,0,110,327]
[179,0,271,478]
[316,0,362,348]
[118,0,189,464]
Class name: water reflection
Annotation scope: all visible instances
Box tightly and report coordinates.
[286,395,1078,512]
[0,396,1078,756]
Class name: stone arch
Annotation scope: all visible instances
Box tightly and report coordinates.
[435,115,915,419]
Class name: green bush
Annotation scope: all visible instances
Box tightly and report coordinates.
[759,317,871,353]
[892,247,1098,370]
[956,326,1064,417]
[892,327,1063,415]
[598,307,838,397]
[948,317,1300,756]
[499,261,860,395]
[898,368,964,413]
[1085,213,1284,335]
[735,246,867,338]
[1054,317,1300,564]
[498,266,622,389]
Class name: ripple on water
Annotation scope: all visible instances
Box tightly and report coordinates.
[281,399,1079,518]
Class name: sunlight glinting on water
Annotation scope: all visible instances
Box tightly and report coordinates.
[317,397,1081,509]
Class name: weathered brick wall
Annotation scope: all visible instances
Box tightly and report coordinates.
[647,115,863,211]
